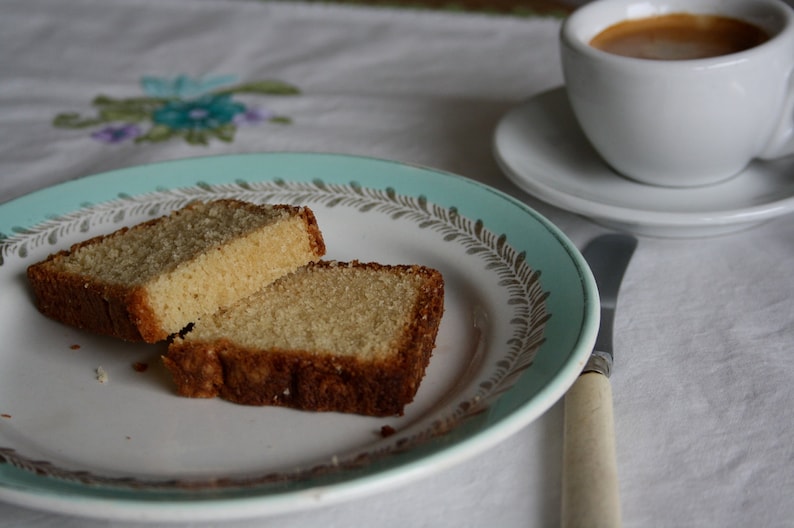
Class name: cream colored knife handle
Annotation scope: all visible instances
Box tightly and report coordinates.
[561,372,621,528]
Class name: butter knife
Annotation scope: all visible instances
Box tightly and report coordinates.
[561,233,637,528]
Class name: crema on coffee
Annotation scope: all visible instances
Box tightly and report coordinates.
[590,13,769,60]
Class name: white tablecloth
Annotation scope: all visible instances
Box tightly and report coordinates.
[2,1,793,526]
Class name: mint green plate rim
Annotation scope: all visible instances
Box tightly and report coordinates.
[0,152,598,522]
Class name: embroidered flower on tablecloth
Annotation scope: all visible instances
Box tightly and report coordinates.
[53,75,299,146]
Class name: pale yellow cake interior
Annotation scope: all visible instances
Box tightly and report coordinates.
[186,264,424,360]
[55,201,320,332]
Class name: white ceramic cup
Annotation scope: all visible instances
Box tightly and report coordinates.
[560,0,794,187]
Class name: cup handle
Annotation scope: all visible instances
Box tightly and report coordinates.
[759,70,794,160]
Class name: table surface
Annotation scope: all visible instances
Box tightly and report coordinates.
[2,1,794,527]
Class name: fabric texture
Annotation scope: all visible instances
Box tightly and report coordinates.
[1,1,793,527]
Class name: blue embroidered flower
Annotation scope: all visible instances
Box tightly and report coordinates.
[53,74,300,146]
[141,74,238,99]
[153,94,246,131]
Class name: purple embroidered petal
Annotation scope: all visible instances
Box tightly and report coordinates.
[91,124,142,144]
[234,106,276,125]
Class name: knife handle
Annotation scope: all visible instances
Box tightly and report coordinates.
[561,372,621,528]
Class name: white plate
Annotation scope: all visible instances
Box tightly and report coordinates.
[0,153,598,523]
[493,87,794,237]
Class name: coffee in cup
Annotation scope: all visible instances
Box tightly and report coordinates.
[590,13,769,60]
[560,0,794,187]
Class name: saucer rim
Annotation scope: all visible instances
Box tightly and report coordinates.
[493,87,794,236]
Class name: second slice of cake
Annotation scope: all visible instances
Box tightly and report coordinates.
[163,261,445,416]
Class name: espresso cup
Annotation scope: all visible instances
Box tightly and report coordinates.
[560,0,794,187]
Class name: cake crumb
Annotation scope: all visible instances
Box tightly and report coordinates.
[95,366,108,384]
[1,414,11,419]
[132,362,149,372]
[380,425,397,438]
[70,344,81,350]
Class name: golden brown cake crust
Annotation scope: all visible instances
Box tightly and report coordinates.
[27,264,155,341]
[164,262,445,416]
[26,200,326,343]
[26,235,164,342]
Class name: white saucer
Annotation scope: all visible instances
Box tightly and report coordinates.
[493,87,794,237]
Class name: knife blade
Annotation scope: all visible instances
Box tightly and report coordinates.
[561,233,637,528]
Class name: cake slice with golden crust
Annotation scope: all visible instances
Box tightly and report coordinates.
[27,200,326,343]
[163,261,444,416]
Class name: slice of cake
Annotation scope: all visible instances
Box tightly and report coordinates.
[27,200,326,343]
[163,261,445,416]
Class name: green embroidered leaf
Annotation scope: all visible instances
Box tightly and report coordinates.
[185,129,210,146]
[93,95,166,110]
[92,96,167,125]
[53,113,106,129]
[268,116,292,124]
[218,80,300,96]
[211,124,236,143]
[99,107,150,123]
[135,124,175,143]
